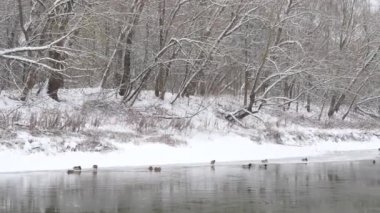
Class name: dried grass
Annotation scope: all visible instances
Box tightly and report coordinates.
[28,110,86,132]
[0,111,22,128]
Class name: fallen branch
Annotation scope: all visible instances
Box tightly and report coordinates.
[216,108,247,128]
[356,106,380,120]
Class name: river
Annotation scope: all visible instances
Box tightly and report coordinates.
[0,160,380,213]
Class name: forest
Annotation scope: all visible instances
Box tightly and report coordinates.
[0,0,379,121]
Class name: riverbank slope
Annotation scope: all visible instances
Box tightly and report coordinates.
[0,88,379,172]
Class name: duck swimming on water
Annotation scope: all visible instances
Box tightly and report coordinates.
[259,164,268,169]
[92,165,98,174]
[242,163,252,169]
[67,169,81,175]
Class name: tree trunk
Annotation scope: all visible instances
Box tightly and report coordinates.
[119,35,132,96]
[283,81,290,110]
[47,47,65,101]
[333,94,345,112]
[318,99,326,121]
[247,27,272,112]
[47,72,64,101]
[119,0,145,96]
[155,0,166,98]
[306,94,311,113]
[18,0,34,100]
[342,77,369,120]
[243,24,249,105]
[159,69,168,99]
[288,79,295,109]
[327,94,336,118]
[243,69,249,106]
[20,67,37,101]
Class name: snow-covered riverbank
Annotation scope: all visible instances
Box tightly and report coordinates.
[0,88,379,173]
[0,132,379,173]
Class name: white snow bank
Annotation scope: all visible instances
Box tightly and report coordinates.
[1,132,379,173]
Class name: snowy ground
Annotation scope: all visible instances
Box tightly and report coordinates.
[0,132,379,173]
[0,88,379,173]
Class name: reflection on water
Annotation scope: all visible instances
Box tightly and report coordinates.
[0,160,380,213]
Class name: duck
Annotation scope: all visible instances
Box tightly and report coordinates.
[92,165,98,173]
[67,169,81,175]
[210,160,216,165]
[302,158,308,162]
[148,166,153,171]
[242,163,252,169]
[259,164,268,169]
[67,166,82,175]
[154,167,161,172]
[261,159,268,164]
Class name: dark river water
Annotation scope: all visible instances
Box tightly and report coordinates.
[0,160,380,213]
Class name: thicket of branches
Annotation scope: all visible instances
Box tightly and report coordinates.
[0,0,379,120]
